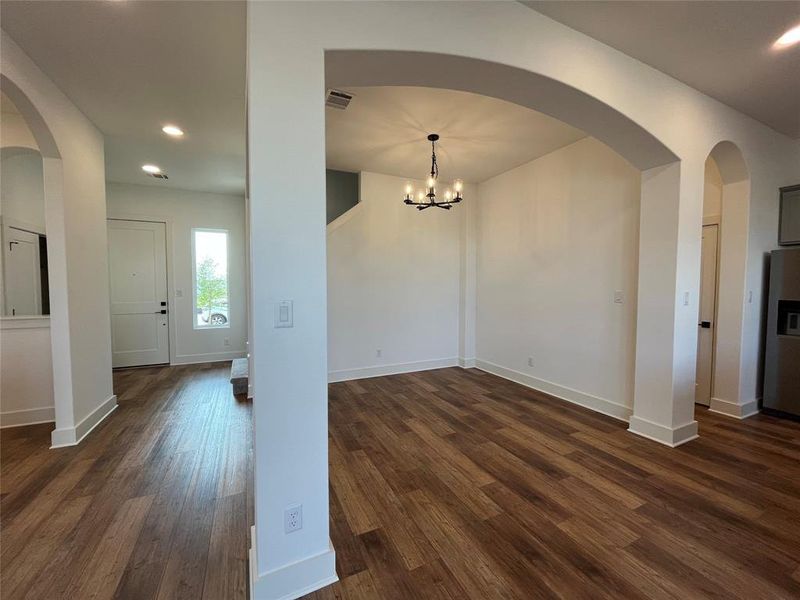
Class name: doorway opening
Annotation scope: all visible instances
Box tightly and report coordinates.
[696,142,751,414]
[0,145,50,318]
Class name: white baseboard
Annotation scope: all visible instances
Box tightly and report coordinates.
[171,350,246,366]
[0,405,55,429]
[709,397,760,419]
[459,357,476,368]
[50,394,117,448]
[474,359,632,422]
[628,415,698,447]
[328,357,459,383]
[249,526,337,600]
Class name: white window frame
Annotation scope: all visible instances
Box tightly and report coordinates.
[191,227,231,330]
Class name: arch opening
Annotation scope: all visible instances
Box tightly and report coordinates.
[1,75,60,159]
[1,72,67,437]
[325,50,679,172]
[322,49,692,443]
[697,141,751,417]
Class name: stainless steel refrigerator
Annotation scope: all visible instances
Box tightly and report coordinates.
[763,248,800,418]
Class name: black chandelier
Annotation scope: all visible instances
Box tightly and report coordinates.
[403,134,463,210]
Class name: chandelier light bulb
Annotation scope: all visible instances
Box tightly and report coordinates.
[405,183,413,196]
[774,24,800,49]
[454,179,463,193]
[427,175,436,189]
[417,190,425,201]
[445,189,452,201]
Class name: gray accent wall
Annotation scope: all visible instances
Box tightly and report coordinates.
[326,169,359,224]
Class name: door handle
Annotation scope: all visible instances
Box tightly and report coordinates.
[699,321,711,328]
[155,309,168,314]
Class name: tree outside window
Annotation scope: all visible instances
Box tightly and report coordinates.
[193,229,229,328]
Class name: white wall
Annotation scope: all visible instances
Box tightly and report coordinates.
[106,182,247,365]
[0,319,54,427]
[703,159,722,220]
[475,138,640,419]
[327,171,462,380]
[0,108,39,150]
[3,32,114,447]
[1,149,45,231]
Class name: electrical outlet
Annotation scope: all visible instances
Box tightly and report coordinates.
[284,504,302,533]
[376,349,382,358]
[528,357,534,367]
[223,338,231,347]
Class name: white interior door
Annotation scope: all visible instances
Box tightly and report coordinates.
[695,224,719,406]
[3,227,41,316]
[108,219,169,367]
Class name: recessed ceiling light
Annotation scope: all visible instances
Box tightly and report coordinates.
[162,124,184,137]
[774,24,800,49]
[142,164,162,174]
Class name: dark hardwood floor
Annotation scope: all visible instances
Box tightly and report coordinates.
[310,367,800,599]
[0,362,252,600]
[3,364,800,599]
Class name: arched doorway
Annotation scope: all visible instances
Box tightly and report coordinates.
[697,141,753,417]
[0,74,74,440]
[322,50,696,447]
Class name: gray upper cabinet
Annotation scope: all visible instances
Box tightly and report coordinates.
[779,184,800,246]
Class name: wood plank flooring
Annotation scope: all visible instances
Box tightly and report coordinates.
[3,364,800,599]
[309,367,800,599]
[0,362,252,600]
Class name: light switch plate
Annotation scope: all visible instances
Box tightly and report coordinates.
[275,300,293,328]
[614,290,624,304]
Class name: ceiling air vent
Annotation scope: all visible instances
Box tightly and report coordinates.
[147,172,169,180]
[325,89,353,110]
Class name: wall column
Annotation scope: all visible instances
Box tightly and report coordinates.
[630,160,703,446]
[247,3,336,598]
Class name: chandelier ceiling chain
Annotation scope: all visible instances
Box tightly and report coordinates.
[403,133,463,211]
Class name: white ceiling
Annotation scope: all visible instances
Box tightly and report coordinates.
[326,86,586,183]
[2,1,795,198]
[524,1,800,139]
[0,0,246,195]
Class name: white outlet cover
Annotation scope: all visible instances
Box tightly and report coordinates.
[284,504,302,533]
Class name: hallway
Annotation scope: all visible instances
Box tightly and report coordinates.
[0,363,252,600]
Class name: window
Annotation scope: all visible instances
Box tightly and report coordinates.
[192,229,229,328]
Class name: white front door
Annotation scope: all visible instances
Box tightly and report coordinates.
[108,219,169,367]
[695,224,719,406]
[3,227,42,316]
